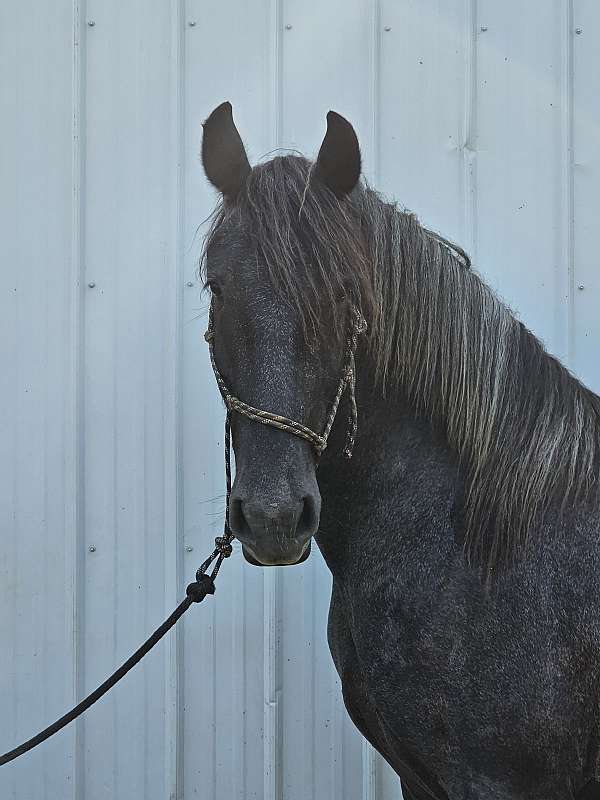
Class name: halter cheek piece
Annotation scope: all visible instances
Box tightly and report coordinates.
[200,303,367,570]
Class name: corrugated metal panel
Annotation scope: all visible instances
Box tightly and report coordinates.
[476,0,568,358]
[81,2,180,798]
[1,2,599,799]
[0,3,79,799]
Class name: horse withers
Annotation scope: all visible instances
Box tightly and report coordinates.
[200,101,600,800]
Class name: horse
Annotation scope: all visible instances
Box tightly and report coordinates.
[199,101,600,800]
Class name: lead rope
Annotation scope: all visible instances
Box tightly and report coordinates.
[0,573,218,766]
[0,405,234,768]
[194,410,235,582]
[0,306,365,767]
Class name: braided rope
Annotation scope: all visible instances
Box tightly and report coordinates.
[226,397,326,451]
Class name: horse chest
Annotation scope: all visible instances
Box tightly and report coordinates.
[318,446,600,794]
[328,571,460,740]
[327,577,471,795]
[327,554,599,798]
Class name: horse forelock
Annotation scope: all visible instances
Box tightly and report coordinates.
[202,153,600,572]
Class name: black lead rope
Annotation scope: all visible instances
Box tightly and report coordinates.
[1,305,364,767]
[0,339,240,768]
[0,547,232,767]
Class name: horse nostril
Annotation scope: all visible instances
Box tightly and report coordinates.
[297,494,320,538]
[228,497,248,539]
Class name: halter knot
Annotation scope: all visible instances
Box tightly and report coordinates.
[215,536,233,558]
[186,574,216,603]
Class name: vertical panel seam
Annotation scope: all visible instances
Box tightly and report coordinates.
[369,0,381,186]
[275,0,283,146]
[170,3,185,797]
[239,560,248,799]
[363,3,381,798]
[264,4,283,800]
[310,566,316,800]
[362,737,377,800]
[562,0,575,365]
[70,0,86,797]
[462,0,478,264]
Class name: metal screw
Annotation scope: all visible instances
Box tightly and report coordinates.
[285,24,292,30]
[384,26,391,31]
[578,284,585,291]
[188,21,196,27]
[186,281,194,287]
[87,20,95,27]
[480,26,488,32]
[185,545,194,552]
[88,545,96,552]
[575,28,583,35]
[87,281,96,288]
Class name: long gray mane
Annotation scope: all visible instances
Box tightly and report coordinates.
[203,155,600,570]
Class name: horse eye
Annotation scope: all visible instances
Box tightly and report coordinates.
[208,280,223,300]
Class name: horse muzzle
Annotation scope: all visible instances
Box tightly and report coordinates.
[241,539,312,567]
[229,494,319,567]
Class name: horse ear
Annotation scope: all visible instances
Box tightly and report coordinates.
[314,111,361,199]
[201,101,251,199]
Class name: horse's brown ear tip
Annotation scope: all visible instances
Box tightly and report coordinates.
[204,101,233,127]
[326,110,351,128]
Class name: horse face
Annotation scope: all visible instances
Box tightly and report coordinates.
[203,220,336,566]
[200,102,362,566]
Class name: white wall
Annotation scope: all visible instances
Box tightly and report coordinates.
[1,2,598,798]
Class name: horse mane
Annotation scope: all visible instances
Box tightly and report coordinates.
[203,154,600,571]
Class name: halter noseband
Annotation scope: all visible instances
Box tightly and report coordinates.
[204,303,367,459]
[198,303,367,572]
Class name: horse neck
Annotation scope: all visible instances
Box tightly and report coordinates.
[328,221,600,570]
[315,353,460,578]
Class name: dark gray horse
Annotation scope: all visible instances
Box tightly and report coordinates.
[200,102,600,800]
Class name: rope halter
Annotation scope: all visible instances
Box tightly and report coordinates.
[199,302,367,576]
[204,303,367,459]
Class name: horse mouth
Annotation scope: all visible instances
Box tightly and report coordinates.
[242,541,312,567]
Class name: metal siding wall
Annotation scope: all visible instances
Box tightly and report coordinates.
[0,2,79,799]
[1,3,599,799]
[81,2,180,798]
[378,1,467,245]
[476,0,568,358]
[572,1,600,392]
